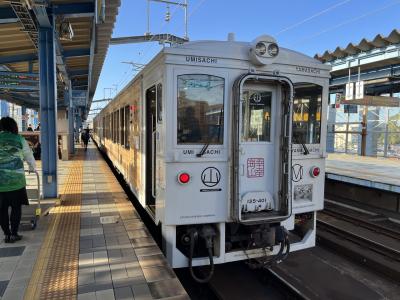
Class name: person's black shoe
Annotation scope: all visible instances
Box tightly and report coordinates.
[10,234,22,242]
[4,235,13,243]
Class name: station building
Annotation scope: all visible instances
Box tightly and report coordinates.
[315,29,400,158]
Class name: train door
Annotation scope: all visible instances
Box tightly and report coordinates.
[232,75,292,224]
[145,86,157,213]
[239,84,277,213]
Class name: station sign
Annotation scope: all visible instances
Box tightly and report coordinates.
[345,82,354,100]
[335,93,342,108]
[344,104,358,114]
[72,90,87,107]
[355,81,364,99]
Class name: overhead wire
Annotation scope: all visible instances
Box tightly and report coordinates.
[290,0,400,45]
[275,0,352,36]
[111,0,186,97]
[138,0,208,65]
[137,0,186,64]
[169,0,207,34]
[114,0,208,95]
[188,0,207,18]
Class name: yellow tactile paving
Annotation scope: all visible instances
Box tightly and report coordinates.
[24,145,188,300]
[24,151,84,300]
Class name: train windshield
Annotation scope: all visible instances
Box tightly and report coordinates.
[177,74,224,144]
[293,83,322,144]
[241,90,272,142]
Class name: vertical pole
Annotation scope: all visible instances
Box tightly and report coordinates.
[184,0,188,39]
[384,108,389,157]
[147,0,150,35]
[76,107,82,143]
[345,114,349,154]
[361,106,367,156]
[39,22,58,198]
[21,106,27,131]
[68,81,75,154]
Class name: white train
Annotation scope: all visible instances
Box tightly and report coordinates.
[93,34,330,282]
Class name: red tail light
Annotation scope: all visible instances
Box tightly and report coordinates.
[178,172,191,184]
[310,166,320,178]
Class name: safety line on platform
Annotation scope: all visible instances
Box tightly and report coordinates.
[24,152,83,300]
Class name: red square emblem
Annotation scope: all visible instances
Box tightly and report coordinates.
[247,158,264,178]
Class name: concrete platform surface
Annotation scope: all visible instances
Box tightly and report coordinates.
[326,153,400,193]
[0,143,188,300]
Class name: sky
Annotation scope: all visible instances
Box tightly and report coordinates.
[91,0,400,113]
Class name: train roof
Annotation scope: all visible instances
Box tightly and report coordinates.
[97,36,330,115]
[164,39,331,70]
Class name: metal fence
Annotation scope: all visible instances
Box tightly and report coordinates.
[327,99,400,158]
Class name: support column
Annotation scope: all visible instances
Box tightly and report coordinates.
[68,82,75,154]
[21,106,27,131]
[39,24,58,198]
[76,108,82,143]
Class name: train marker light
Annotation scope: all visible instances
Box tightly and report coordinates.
[268,43,279,57]
[249,35,279,65]
[178,172,191,184]
[255,42,267,56]
[310,166,320,178]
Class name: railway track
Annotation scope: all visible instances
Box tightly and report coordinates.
[97,140,306,299]
[317,204,400,282]
[323,201,400,240]
[99,140,399,298]
[203,262,307,300]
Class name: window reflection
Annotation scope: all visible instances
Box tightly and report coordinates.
[242,91,272,142]
[293,84,322,144]
[177,75,224,144]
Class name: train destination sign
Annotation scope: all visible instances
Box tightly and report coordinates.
[182,149,221,155]
[185,55,218,64]
[292,144,320,154]
[295,66,321,74]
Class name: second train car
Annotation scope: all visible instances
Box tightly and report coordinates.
[93,34,330,282]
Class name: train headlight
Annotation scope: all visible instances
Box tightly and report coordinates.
[249,35,279,65]
[310,166,320,178]
[267,43,279,57]
[178,172,191,184]
[255,42,267,56]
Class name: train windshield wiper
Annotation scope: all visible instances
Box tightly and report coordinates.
[197,142,210,157]
[197,108,223,158]
[293,135,309,155]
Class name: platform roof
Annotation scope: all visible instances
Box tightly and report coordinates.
[315,29,400,63]
[0,0,120,120]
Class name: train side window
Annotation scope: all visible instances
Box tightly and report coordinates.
[105,115,108,139]
[114,111,116,143]
[157,83,162,123]
[113,111,117,143]
[108,114,111,139]
[106,114,109,139]
[102,117,104,138]
[116,110,120,143]
[120,108,125,147]
[124,105,130,148]
[177,74,224,144]
[111,113,114,141]
[112,111,115,142]
[109,114,111,139]
[293,84,322,144]
[241,91,272,142]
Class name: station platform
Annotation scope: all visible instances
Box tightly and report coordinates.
[326,153,400,193]
[0,144,188,300]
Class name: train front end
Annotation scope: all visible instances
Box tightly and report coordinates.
[156,35,330,281]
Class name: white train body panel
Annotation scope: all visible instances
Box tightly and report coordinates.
[93,35,330,269]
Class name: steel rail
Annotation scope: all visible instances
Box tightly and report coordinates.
[317,219,400,262]
[321,208,400,240]
[264,268,311,300]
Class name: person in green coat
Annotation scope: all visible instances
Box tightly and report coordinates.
[0,117,36,243]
